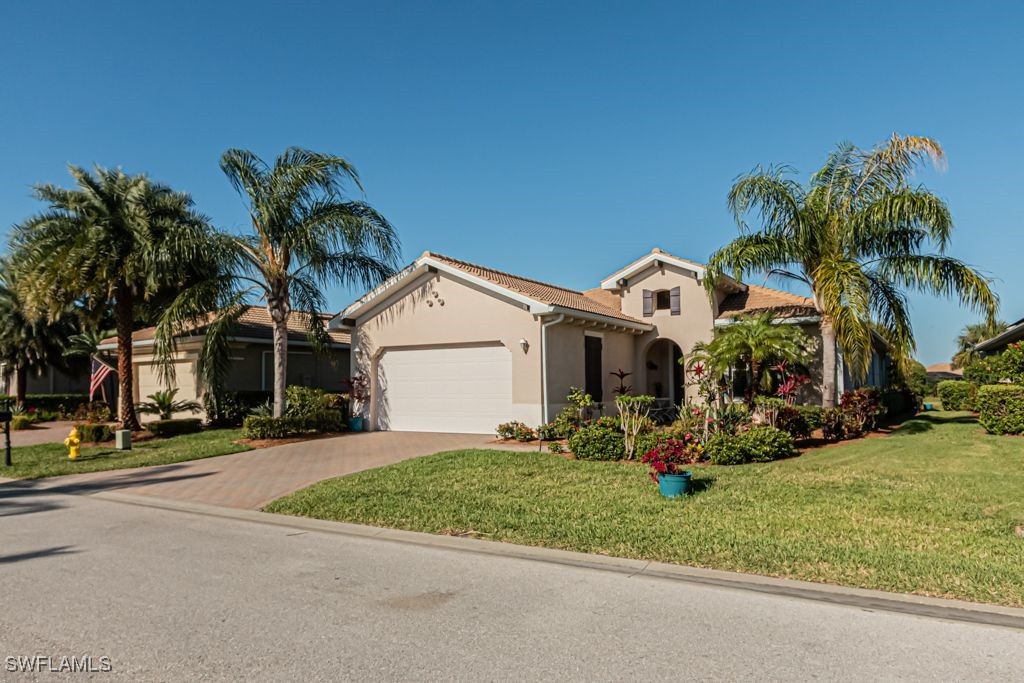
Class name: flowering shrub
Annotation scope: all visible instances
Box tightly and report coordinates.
[496,421,535,441]
[641,436,702,482]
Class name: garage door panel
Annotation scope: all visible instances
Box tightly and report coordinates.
[377,345,513,433]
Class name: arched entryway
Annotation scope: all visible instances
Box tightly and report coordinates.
[644,338,684,405]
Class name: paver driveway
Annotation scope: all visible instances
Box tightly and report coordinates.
[10,431,527,509]
[6,420,79,447]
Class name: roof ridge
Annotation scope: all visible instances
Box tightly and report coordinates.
[744,282,815,304]
[426,252,588,296]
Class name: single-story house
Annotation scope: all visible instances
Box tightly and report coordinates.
[976,317,1024,356]
[98,305,350,418]
[0,360,90,398]
[926,362,963,381]
[331,248,889,434]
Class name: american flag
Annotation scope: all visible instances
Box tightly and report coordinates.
[89,357,116,400]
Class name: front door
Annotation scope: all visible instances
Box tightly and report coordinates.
[584,336,603,403]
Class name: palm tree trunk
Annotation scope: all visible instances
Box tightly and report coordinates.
[820,316,838,409]
[269,302,289,418]
[15,365,27,405]
[115,282,141,431]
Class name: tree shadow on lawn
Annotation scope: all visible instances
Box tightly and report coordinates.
[891,412,979,436]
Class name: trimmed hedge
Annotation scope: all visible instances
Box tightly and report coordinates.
[568,418,660,461]
[1,393,92,413]
[242,409,345,440]
[706,426,796,465]
[977,385,1024,435]
[937,380,977,411]
[77,423,113,443]
[144,418,203,437]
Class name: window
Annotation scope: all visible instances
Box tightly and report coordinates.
[655,290,671,310]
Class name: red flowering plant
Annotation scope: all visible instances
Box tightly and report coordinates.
[641,435,703,483]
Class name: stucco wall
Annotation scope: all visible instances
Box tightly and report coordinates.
[352,270,543,429]
[614,263,716,403]
[541,324,636,419]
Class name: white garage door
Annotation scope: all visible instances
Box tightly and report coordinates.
[377,344,513,433]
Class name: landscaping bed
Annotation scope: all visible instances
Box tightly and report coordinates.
[0,429,250,480]
[267,411,1024,607]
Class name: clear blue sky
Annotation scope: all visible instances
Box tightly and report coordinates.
[2,1,1021,365]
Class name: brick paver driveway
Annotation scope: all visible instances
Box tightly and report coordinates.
[6,421,79,447]
[12,432,527,509]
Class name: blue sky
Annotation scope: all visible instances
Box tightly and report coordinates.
[2,1,1021,365]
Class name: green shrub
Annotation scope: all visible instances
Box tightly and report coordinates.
[937,380,977,411]
[1000,343,1024,385]
[285,386,329,419]
[569,419,625,461]
[10,415,34,430]
[775,406,812,439]
[307,409,345,433]
[880,389,918,419]
[243,415,305,440]
[743,426,798,462]
[820,408,846,442]
[840,388,884,431]
[548,441,564,454]
[203,390,273,427]
[0,394,92,415]
[705,427,796,465]
[705,432,746,465]
[77,423,113,443]
[796,404,823,430]
[144,419,203,437]
[977,385,1024,435]
[963,357,1002,386]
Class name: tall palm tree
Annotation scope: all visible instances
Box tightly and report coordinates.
[0,262,76,404]
[951,320,1008,369]
[159,148,401,417]
[10,166,213,429]
[689,313,811,405]
[706,134,998,407]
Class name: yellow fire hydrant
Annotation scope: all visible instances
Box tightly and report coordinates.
[64,426,82,460]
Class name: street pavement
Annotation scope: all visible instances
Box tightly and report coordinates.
[2,485,1023,681]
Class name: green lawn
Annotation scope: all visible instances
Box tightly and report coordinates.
[0,429,250,480]
[267,411,1024,607]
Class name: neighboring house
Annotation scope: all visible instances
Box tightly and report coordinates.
[0,360,90,397]
[98,305,350,418]
[976,317,1024,356]
[926,362,964,382]
[331,248,889,434]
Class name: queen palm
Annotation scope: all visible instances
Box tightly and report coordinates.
[0,262,76,405]
[706,134,998,407]
[689,313,810,405]
[10,166,213,430]
[951,320,1008,369]
[159,148,400,418]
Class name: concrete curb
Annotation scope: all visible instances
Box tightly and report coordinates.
[90,489,1024,630]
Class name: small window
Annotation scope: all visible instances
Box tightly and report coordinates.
[655,290,671,310]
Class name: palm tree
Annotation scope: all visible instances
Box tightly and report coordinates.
[10,166,213,430]
[706,134,998,407]
[689,313,811,405]
[952,320,1008,369]
[136,388,202,420]
[0,262,76,404]
[159,148,401,417]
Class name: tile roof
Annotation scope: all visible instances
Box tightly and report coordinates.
[582,287,623,312]
[102,306,351,347]
[926,362,963,377]
[426,253,645,325]
[717,284,817,320]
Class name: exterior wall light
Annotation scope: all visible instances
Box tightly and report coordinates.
[519,338,530,353]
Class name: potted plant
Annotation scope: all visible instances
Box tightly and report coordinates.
[641,435,702,498]
[344,374,370,432]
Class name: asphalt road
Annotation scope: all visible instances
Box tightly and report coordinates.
[2,486,1023,681]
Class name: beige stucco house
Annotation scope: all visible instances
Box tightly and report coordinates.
[98,306,350,419]
[331,248,881,434]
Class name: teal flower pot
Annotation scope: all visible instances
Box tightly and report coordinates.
[347,416,364,432]
[658,472,692,498]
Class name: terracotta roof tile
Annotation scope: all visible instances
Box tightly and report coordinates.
[717,284,817,320]
[427,253,645,325]
[102,305,350,347]
[583,287,623,312]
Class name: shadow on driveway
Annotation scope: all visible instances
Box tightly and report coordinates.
[0,545,79,565]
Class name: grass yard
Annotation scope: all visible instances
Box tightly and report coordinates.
[267,412,1024,607]
[0,429,250,480]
